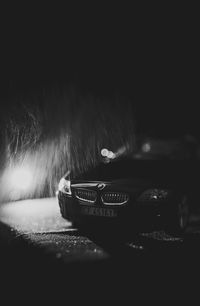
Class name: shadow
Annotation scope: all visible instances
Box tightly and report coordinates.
[1,220,200,302]
[77,224,200,273]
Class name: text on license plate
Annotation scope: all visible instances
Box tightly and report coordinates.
[80,206,117,218]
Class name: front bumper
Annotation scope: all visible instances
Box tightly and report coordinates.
[58,191,171,231]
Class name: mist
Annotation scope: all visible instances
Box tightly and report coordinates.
[0,84,135,202]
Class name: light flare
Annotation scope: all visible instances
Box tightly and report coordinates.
[9,166,33,191]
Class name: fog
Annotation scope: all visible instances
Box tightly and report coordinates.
[0,84,135,202]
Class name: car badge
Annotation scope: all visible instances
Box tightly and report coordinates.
[97,183,106,190]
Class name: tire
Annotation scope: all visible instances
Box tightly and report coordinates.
[164,195,190,236]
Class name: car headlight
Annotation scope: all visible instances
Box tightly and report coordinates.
[137,189,170,201]
[58,178,72,195]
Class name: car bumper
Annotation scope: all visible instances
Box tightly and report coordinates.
[58,191,171,231]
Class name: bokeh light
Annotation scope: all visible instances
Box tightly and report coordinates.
[142,142,151,152]
[101,148,109,157]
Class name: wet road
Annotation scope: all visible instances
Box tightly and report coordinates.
[1,198,200,302]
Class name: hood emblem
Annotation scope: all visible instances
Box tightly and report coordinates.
[97,183,106,190]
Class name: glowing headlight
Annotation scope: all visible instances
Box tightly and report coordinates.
[137,189,170,201]
[58,178,72,195]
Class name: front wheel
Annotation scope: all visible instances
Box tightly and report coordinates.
[164,195,190,236]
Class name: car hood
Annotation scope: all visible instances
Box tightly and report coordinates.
[71,178,158,193]
[70,159,197,188]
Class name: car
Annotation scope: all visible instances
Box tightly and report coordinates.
[57,136,199,236]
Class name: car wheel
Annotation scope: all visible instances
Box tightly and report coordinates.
[165,195,190,236]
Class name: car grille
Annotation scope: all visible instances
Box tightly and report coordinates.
[75,189,97,203]
[101,192,129,205]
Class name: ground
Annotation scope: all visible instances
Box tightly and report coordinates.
[0,198,200,302]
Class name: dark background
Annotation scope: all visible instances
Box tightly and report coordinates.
[0,9,198,139]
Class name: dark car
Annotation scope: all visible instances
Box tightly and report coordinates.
[57,136,200,236]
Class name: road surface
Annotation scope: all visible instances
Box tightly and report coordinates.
[1,198,200,302]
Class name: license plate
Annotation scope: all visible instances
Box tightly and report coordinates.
[80,206,117,218]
